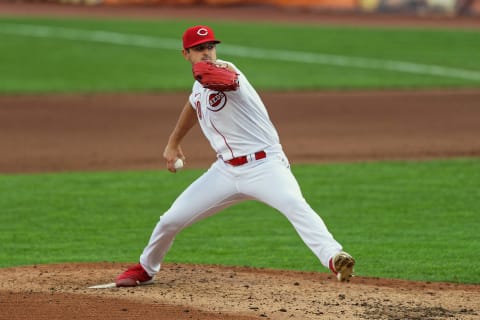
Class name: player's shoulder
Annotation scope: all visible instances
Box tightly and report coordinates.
[189,79,203,99]
[192,80,203,89]
[216,58,232,65]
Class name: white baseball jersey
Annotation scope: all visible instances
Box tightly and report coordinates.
[189,59,280,160]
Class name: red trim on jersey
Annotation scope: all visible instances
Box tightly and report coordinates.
[210,119,234,159]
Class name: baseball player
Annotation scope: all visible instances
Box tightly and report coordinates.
[115,25,355,287]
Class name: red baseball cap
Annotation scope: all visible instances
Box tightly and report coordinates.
[183,25,220,49]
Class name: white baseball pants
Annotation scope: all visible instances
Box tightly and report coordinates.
[140,146,342,276]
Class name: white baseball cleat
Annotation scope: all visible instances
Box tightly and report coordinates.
[329,251,355,282]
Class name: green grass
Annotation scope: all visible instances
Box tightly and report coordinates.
[1,159,479,284]
[0,17,479,92]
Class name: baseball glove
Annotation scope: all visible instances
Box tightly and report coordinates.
[192,61,239,91]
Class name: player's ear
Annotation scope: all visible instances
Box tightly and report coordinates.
[182,49,190,60]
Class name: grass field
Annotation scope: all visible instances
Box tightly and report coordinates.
[1,159,479,283]
[1,17,479,284]
[0,17,479,92]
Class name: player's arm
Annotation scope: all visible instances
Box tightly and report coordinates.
[163,100,198,172]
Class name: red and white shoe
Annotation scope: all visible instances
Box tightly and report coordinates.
[329,251,355,282]
[115,263,154,287]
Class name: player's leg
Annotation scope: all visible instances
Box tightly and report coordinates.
[238,153,342,268]
[139,163,248,276]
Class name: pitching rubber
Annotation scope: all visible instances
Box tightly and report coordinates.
[88,282,117,289]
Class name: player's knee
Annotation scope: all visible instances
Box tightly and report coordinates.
[158,215,186,234]
[281,197,311,215]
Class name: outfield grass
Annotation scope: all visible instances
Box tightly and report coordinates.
[0,17,479,92]
[1,159,479,283]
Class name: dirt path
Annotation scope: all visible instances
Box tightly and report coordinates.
[1,3,479,319]
[1,89,480,173]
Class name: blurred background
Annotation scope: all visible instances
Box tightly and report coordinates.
[12,0,479,17]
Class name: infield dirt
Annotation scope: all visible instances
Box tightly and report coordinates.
[0,3,479,319]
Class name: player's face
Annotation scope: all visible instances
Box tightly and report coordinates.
[183,42,217,64]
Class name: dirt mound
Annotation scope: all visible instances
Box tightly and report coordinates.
[1,263,478,320]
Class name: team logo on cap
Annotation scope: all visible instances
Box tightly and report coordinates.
[208,92,227,112]
[197,28,208,36]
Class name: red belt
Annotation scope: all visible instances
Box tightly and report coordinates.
[226,151,266,166]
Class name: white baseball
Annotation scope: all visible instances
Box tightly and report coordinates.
[174,158,184,170]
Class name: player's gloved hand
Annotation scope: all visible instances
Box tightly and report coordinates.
[192,61,239,91]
